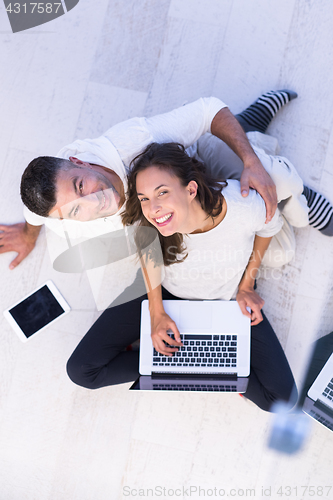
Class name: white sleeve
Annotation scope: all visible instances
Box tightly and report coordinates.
[252,192,284,238]
[103,96,228,167]
[145,97,227,148]
[23,205,46,226]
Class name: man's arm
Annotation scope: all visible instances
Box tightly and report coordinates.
[0,222,41,269]
[211,107,278,222]
[144,97,227,148]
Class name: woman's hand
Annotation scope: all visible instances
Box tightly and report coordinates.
[150,310,183,356]
[236,287,265,326]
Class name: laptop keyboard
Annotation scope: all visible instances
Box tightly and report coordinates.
[322,377,333,401]
[152,383,238,392]
[152,334,238,369]
[309,410,333,431]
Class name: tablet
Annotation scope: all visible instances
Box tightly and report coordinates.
[3,280,70,342]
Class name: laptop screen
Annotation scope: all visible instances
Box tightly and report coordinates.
[130,376,248,392]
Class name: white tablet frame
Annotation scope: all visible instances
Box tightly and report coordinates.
[3,280,70,342]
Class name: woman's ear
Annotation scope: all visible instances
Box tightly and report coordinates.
[187,180,198,199]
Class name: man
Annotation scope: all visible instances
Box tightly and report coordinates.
[1,91,331,271]
[0,94,279,270]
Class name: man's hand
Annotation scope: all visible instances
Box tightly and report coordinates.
[236,287,265,326]
[150,310,183,356]
[241,156,278,223]
[211,107,277,223]
[0,222,41,269]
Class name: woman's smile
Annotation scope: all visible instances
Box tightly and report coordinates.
[153,212,174,226]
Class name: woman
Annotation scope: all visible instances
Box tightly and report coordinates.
[121,142,298,411]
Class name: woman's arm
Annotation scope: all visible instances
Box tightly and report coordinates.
[236,235,272,325]
[147,284,182,356]
[140,258,182,356]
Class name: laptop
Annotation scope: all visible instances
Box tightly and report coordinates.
[130,299,251,393]
[303,352,333,432]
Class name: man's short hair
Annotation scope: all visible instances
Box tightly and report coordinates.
[20,156,72,217]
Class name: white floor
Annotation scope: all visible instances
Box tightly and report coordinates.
[1,1,333,499]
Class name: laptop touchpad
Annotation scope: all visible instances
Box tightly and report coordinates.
[179,302,212,331]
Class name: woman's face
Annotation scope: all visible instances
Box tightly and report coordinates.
[136,166,197,236]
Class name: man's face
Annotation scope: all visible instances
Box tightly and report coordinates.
[50,160,122,221]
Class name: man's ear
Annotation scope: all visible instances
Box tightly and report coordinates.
[69,156,92,168]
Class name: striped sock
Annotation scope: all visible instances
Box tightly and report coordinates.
[302,185,333,236]
[236,90,298,133]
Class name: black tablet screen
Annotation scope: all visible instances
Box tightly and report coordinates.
[9,285,65,338]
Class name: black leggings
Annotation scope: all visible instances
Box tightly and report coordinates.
[67,276,297,412]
